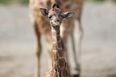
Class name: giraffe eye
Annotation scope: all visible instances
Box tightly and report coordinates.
[60,14,64,18]
[48,15,52,19]
[58,14,61,17]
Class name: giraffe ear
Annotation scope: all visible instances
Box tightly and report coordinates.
[62,12,74,18]
[40,8,48,16]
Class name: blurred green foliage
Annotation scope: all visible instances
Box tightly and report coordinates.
[0,0,12,4]
[0,0,116,5]
[0,0,29,5]
[20,0,29,4]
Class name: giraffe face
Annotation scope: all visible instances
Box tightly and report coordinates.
[40,4,74,27]
[48,8,63,26]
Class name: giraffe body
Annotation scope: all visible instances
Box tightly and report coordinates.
[29,0,83,77]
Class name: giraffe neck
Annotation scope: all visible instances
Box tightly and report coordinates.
[51,26,64,52]
[51,25,66,73]
[51,26,70,77]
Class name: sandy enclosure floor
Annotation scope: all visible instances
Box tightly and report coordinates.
[0,2,116,77]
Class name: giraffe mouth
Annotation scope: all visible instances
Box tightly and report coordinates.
[53,22,61,26]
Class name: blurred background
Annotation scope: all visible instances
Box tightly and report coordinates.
[0,0,116,77]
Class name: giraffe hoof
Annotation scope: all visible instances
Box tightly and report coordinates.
[71,74,80,77]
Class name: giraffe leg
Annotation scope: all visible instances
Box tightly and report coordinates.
[63,39,68,62]
[71,19,83,77]
[33,21,42,77]
[46,34,53,66]
[62,37,72,77]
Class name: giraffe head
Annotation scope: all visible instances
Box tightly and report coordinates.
[40,4,74,27]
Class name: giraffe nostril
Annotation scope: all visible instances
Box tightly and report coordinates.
[54,20,60,23]
[57,20,60,22]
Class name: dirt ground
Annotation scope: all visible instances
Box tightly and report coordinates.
[0,2,116,77]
